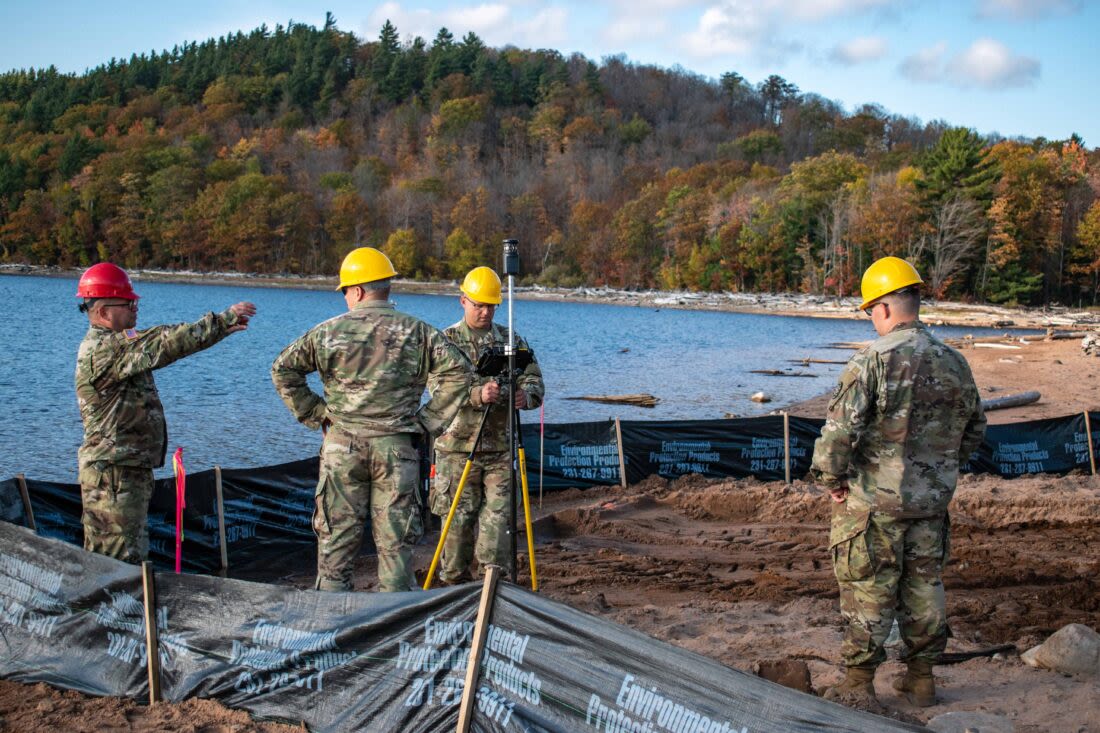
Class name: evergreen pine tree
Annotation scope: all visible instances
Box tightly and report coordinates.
[915,127,999,209]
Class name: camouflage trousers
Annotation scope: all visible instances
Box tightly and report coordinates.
[831,507,950,668]
[430,450,513,583]
[78,462,154,564]
[314,429,423,593]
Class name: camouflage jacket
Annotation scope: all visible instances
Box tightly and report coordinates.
[432,320,545,454]
[271,300,476,439]
[811,320,986,519]
[75,309,241,469]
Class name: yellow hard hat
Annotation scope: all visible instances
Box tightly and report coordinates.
[858,256,923,310]
[336,247,398,290]
[460,266,502,304]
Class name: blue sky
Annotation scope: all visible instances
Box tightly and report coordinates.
[1,0,1095,144]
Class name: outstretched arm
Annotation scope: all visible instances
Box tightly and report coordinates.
[102,302,256,385]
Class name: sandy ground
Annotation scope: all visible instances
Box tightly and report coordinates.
[288,467,1099,732]
[519,470,1100,732]
[1,291,1098,730]
[0,679,302,732]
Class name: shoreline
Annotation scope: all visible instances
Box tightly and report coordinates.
[4,263,1098,330]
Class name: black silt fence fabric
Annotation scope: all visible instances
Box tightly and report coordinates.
[472,582,927,732]
[620,417,791,483]
[5,410,1097,575]
[12,457,329,575]
[148,470,221,573]
[23,474,224,574]
[962,413,1094,476]
[520,421,620,490]
[215,457,319,569]
[0,479,28,527]
[20,477,83,548]
[156,573,481,732]
[0,523,148,698]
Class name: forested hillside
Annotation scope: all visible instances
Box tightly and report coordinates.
[1,14,1098,305]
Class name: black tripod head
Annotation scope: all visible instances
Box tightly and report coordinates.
[475,345,533,380]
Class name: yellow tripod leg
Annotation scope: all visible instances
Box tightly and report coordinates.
[423,460,473,590]
[517,447,538,591]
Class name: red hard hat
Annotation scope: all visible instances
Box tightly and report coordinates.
[76,263,139,300]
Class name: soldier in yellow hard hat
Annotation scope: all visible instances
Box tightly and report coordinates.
[428,266,545,583]
[271,247,478,592]
[812,256,986,709]
[856,256,924,312]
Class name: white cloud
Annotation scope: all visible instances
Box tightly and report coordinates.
[675,0,900,62]
[680,3,769,57]
[976,0,1079,20]
[776,0,896,23]
[611,0,702,9]
[899,41,947,82]
[455,4,513,32]
[899,38,1039,89]
[830,36,888,65]
[948,38,1039,87]
[601,0,704,45]
[604,17,659,45]
[515,7,570,46]
[364,2,568,48]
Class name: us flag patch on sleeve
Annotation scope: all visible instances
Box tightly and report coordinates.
[124,328,139,339]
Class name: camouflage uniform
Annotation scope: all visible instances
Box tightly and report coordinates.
[75,310,243,563]
[430,321,544,583]
[811,320,986,669]
[271,300,476,592]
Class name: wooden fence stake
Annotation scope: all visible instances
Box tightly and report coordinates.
[215,466,229,576]
[783,413,792,486]
[141,561,162,704]
[456,565,502,733]
[15,473,36,532]
[1085,411,1097,477]
[614,418,627,489]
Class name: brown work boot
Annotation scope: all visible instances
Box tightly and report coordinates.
[892,660,936,707]
[823,666,880,709]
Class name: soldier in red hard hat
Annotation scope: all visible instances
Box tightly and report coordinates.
[75,263,257,563]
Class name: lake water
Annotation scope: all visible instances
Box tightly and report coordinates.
[0,274,1028,481]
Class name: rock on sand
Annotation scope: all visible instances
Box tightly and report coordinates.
[1021,623,1100,675]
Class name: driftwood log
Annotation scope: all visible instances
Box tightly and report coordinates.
[565,394,659,407]
[749,370,817,378]
[981,391,1040,411]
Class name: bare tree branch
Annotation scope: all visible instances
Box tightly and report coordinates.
[926,194,986,296]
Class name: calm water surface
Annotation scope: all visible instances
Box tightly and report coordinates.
[0,275,1027,481]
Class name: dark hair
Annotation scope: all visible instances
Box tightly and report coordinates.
[884,285,921,314]
[342,278,392,296]
[361,278,391,292]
